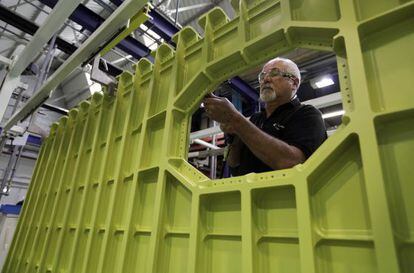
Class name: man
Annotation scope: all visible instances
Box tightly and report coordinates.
[203,57,326,176]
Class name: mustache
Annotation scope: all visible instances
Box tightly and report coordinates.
[261,84,273,91]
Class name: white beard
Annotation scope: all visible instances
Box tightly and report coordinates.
[260,88,277,102]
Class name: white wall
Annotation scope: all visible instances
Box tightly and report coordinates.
[0,214,19,271]
[0,152,35,205]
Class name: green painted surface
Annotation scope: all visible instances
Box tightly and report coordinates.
[3,0,414,272]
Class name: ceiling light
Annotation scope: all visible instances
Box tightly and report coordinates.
[322,110,345,119]
[310,75,335,89]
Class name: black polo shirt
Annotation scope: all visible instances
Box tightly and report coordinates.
[231,98,327,176]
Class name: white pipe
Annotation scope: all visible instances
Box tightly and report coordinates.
[0,55,12,66]
[322,110,345,119]
[193,139,220,150]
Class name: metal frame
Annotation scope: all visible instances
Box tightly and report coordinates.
[5,1,414,272]
[9,0,83,77]
[2,0,148,132]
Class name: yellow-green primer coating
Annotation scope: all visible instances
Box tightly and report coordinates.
[4,0,414,272]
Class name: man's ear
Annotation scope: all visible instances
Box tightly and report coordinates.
[290,77,299,91]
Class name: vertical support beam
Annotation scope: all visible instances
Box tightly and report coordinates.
[335,1,400,272]
[28,36,57,131]
[0,144,16,198]
[241,189,253,273]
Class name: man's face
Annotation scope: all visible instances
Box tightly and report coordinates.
[259,60,297,103]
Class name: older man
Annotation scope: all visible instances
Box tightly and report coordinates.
[203,57,326,176]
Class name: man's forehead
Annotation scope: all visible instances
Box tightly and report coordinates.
[263,60,286,71]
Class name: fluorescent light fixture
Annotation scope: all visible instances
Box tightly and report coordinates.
[310,75,335,89]
[315,77,334,88]
[322,110,345,119]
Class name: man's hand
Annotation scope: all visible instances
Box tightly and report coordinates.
[203,93,242,125]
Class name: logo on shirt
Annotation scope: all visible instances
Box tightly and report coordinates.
[273,123,285,130]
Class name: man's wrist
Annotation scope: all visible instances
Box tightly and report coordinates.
[231,112,245,134]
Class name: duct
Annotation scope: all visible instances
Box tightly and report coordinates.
[3,0,149,132]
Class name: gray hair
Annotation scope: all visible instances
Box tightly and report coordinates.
[267,57,301,94]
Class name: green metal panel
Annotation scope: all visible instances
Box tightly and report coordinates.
[3,0,414,272]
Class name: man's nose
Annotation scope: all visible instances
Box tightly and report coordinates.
[262,74,271,83]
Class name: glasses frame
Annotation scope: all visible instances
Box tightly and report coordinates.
[258,68,297,83]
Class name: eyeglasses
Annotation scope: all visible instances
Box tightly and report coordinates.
[258,68,296,83]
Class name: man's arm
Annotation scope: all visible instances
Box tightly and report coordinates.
[204,96,305,170]
[231,114,305,169]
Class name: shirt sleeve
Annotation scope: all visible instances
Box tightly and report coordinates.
[282,105,327,159]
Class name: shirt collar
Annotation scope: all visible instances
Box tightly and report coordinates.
[261,97,301,118]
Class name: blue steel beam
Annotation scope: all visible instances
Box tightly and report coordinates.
[228,76,259,102]
[147,9,180,41]
[0,5,123,76]
[41,0,257,105]
[110,1,259,107]
[38,0,152,60]
[109,0,180,41]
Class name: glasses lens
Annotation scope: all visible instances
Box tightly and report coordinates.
[259,68,292,82]
[269,69,282,77]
